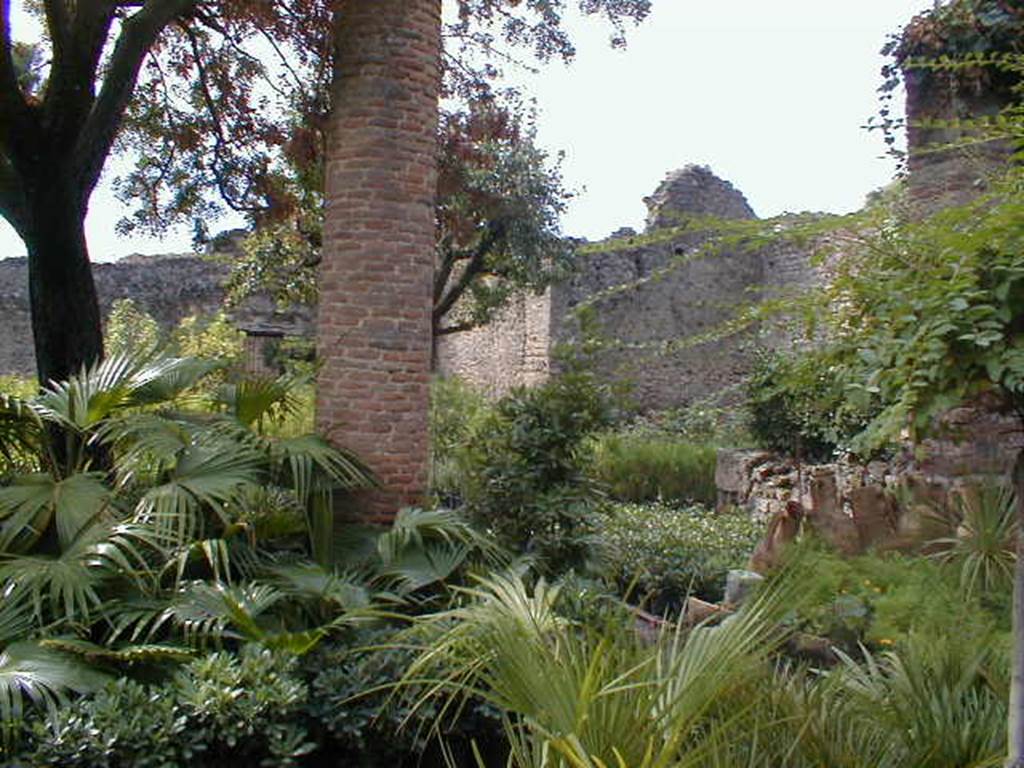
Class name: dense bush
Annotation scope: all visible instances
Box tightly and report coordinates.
[105,298,162,357]
[456,371,614,574]
[590,434,717,505]
[16,630,507,768]
[745,349,876,461]
[598,502,763,607]
[782,545,1011,654]
[308,630,504,768]
[27,647,314,768]
[428,376,491,505]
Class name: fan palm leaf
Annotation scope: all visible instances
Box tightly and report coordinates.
[135,442,264,544]
[214,374,307,431]
[403,568,802,768]
[0,519,163,626]
[0,472,112,554]
[0,393,44,474]
[0,640,108,733]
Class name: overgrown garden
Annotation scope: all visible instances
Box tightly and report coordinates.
[1,0,1024,765]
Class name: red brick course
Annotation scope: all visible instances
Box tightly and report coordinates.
[317,0,442,521]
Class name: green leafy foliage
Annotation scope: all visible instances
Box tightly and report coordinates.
[399,569,802,768]
[781,545,1009,653]
[810,176,1024,455]
[590,434,717,505]
[0,351,377,735]
[745,349,878,461]
[455,372,614,574]
[307,629,504,768]
[598,502,764,607]
[930,483,1018,598]
[29,646,314,768]
[104,299,162,358]
[428,376,491,505]
[170,312,246,374]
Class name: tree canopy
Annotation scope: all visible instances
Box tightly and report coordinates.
[0,0,650,383]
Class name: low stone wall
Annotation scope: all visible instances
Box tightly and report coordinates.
[717,403,1023,554]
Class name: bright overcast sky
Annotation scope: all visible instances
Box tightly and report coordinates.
[0,0,935,261]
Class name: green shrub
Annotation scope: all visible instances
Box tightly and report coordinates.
[591,434,717,505]
[457,371,614,574]
[29,647,314,768]
[307,630,504,768]
[598,502,764,607]
[171,311,245,370]
[782,545,1010,653]
[428,376,491,505]
[0,375,36,400]
[745,349,875,461]
[104,298,161,357]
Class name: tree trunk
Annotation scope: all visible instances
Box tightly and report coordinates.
[1009,449,1024,768]
[23,181,104,386]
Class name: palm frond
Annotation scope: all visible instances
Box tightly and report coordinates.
[0,520,162,626]
[378,542,471,593]
[401,566,804,768]
[134,442,264,543]
[270,434,375,503]
[39,637,195,666]
[0,393,43,474]
[0,640,108,731]
[33,353,143,431]
[270,562,372,611]
[214,374,307,430]
[127,357,224,406]
[0,472,112,553]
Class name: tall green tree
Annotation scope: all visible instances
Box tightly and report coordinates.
[0,0,649,386]
[223,103,574,340]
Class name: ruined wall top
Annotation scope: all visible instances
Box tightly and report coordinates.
[643,164,756,230]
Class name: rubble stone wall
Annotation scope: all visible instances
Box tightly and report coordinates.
[716,401,1024,553]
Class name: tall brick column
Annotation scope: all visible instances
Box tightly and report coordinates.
[317,0,442,520]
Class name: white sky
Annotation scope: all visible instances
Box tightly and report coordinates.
[0,0,936,261]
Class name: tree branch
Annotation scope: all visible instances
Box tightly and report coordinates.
[0,0,36,158]
[43,1,118,143]
[436,321,480,336]
[434,235,457,303]
[0,149,27,236]
[73,0,197,200]
[433,222,506,322]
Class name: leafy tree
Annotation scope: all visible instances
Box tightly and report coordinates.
[104,298,161,358]
[0,0,649,385]
[222,103,574,339]
[811,43,1024,763]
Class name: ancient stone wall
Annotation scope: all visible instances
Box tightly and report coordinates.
[715,394,1024,554]
[0,255,228,376]
[551,228,767,410]
[0,254,312,378]
[904,67,1017,213]
[437,164,817,411]
[434,289,552,396]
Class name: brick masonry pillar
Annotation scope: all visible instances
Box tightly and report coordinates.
[317,0,442,521]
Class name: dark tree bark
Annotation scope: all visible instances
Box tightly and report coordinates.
[23,178,104,385]
[0,0,197,384]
